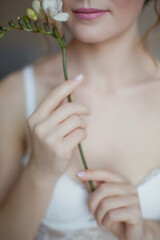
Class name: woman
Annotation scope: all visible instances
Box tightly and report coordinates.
[0,0,160,239]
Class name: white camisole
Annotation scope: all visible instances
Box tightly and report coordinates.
[22,65,160,240]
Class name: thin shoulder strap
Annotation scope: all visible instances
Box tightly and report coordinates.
[22,65,36,166]
[22,65,36,119]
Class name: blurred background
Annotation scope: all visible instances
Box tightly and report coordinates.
[0,0,159,80]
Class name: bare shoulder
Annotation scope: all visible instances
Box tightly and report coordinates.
[0,52,63,149]
[0,69,26,135]
[0,69,28,203]
[0,68,27,152]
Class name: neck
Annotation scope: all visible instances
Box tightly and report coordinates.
[66,22,156,92]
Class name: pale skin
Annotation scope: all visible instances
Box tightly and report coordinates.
[0,0,160,239]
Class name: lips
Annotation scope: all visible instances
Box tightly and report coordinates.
[73,8,108,13]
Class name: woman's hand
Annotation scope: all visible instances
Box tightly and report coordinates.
[26,74,91,181]
[76,169,147,240]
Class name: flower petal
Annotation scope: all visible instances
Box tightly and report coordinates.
[32,0,42,15]
[53,12,69,21]
[57,0,63,12]
[32,0,47,21]
[41,0,57,15]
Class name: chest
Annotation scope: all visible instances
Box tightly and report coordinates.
[66,87,160,186]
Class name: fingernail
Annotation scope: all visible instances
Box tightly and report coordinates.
[76,171,86,177]
[74,74,84,82]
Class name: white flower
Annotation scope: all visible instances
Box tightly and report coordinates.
[41,0,69,22]
[32,0,47,22]
[31,0,69,37]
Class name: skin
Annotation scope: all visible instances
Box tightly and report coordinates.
[0,0,160,239]
[63,0,160,238]
[77,169,149,239]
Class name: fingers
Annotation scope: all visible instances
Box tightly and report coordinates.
[35,102,90,137]
[102,205,142,226]
[54,102,91,124]
[88,182,137,214]
[31,74,84,125]
[62,128,87,151]
[57,96,69,108]
[58,115,87,138]
[108,222,123,239]
[76,169,126,183]
[94,195,138,226]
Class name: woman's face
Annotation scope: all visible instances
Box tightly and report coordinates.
[62,0,145,43]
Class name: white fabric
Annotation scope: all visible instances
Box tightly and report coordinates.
[42,173,98,230]
[137,168,160,220]
[22,65,36,119]
[22,65,36,166]
[22,65,160,239]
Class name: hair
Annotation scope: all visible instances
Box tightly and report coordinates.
[141,0,160,69]
[143,0,160,40]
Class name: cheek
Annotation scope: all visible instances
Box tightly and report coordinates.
[62,0,72,12]
[112,0,144,20]
[113,0,144,7]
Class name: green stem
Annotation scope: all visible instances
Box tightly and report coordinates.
[58,39,95,192]
[0,23,58,37]
[0,21,95,191]
[1,24,55,35]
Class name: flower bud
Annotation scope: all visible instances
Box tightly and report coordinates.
[8,19,16,28]
[23,16,33,29]
[0,26,8,31]
[17,17,25,29]
[32,0,47,22]
[35,20,41,31]
[0,32,5,38]
[26,8,38,21]
[43,22,50,32]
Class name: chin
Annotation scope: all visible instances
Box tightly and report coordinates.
[72,33,107,44]
[65,23,124,45]
[65,23,116,44]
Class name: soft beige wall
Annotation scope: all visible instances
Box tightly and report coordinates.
[0,1,159,79]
